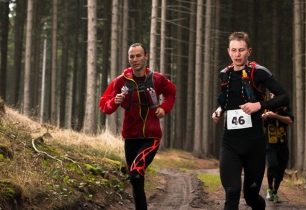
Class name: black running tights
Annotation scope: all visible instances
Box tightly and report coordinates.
[124,138,160,210]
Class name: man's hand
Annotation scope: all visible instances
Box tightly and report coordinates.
[155,107,165,118]
[212,106,223,123]
[239,102,261,115]
[262,111,276,120]
[114,93,125,105]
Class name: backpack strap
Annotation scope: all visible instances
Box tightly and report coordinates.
[248,61,266,100]
[248,61,258,92]
[124,78,135,111]
[143,71,158,108]
[123,70,157,110]
[218,61,266,108]
[144,70,154,89]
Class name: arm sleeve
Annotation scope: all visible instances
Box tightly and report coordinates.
[99,79,120,114]
[280,106,294,122]
[255,69,290,110]
[157,74,176,114]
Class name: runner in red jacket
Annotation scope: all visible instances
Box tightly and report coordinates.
[99,43,176,210]
[100,66,175,139]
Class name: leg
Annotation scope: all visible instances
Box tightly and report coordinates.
[274,145,289,193]
[129,175,147,210]
[124,138,160,210]
[266,144,275,201]
[243,139,266,210]
[220,145,242,210]
[270,144,289,204]
[266,145,278,191]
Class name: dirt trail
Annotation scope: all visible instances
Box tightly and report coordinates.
[146,168,306,210]
[149,169,207,210]
[116,150,306,210]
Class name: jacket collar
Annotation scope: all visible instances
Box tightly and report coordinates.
[123,67,151,79]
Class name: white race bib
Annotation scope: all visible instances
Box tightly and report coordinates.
[226,109,252,130]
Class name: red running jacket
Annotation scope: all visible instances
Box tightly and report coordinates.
[99,67,176,139]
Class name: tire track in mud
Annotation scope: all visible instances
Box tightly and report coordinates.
[148,169,208,210]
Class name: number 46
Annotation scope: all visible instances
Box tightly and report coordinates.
[232,116,245,125]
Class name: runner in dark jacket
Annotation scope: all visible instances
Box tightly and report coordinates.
[212,32,289,210]
[99,43,176,210]
[262,99,293,203]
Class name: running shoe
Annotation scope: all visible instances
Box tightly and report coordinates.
[273,193,279,203]
[266,189,273,201]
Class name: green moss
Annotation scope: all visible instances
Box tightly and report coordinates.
[66,163,83,175]
[42,159,50,167]
[197,172,221,192]
[35,143,61,157]
[63,175,72,185]
[0,180,22,201]
[84,163,105,176]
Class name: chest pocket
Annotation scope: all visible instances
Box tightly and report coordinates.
[124,71,159,110]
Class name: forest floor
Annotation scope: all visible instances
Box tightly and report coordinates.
[113,150,306,210]
[1,105,306,210]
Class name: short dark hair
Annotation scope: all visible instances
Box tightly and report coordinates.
[228,32,250,48]
[129,43,147,55]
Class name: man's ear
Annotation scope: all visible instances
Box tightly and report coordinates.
[248,48,252,56]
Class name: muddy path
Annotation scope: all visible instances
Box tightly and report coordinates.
[146,168,306,210]
[148,169,207,210]
[115,150,306,210]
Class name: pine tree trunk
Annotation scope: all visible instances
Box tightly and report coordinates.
[193,0,203,156]
[50,0,58,124]
[40,39,47,123]
[185,0,196,151]
[293,0,304,170]
[202,0,213,156]
[23,0,34,116]
[159,0,167,149]
[108,0,120,134]
[211,0,221,157]
[149,0,158,71]
[13,0,25,106]
[302,0,306,171]
[83,0,97,134]
[174,0,184,148]
[100,0,112,129]
[60,0,70,128]
[71,0,85,131]
[0,1,9,100]
[121,0,129,69]
[32,1,43,112]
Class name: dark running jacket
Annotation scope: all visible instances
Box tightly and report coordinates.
[217,62,290,138]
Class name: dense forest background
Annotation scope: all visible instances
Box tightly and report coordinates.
[0,0,305,173]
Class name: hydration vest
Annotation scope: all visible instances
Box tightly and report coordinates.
[218,61,266,110]
[124,71,159,110]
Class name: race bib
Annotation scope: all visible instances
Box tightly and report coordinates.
[227,109,252,130]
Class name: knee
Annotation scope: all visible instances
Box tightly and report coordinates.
[129,172,144,186]
[225,186,241,200]
[223,187,241,209]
